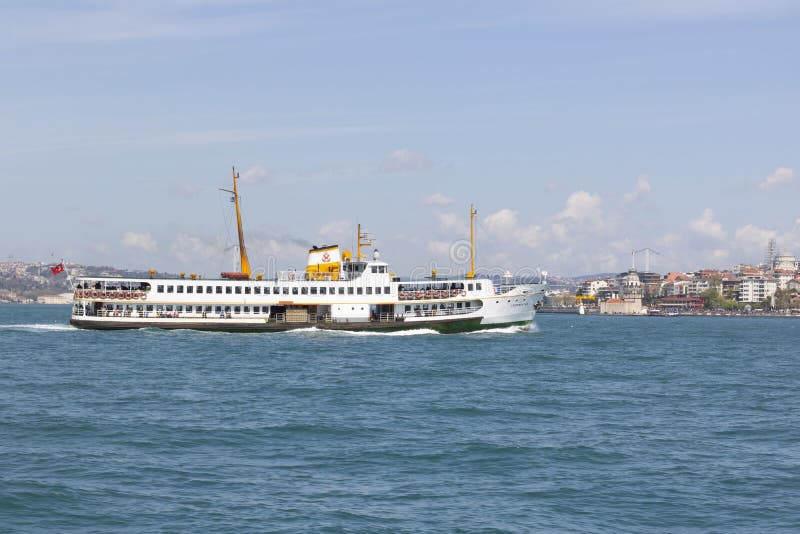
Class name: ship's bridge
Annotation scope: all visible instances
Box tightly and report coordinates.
[342,260,392,282]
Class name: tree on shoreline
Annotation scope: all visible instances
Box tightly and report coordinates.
[773,288,795,310]
[700,288,740,310]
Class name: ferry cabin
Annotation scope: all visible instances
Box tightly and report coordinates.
[71,256,517,326]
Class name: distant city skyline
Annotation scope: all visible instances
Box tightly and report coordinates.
[1,1,798,276]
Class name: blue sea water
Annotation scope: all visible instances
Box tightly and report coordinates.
[1,304,799,533]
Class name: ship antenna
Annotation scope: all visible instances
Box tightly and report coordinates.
[220,166,251,278]
[357,223,373,260]
[466,204,477,279]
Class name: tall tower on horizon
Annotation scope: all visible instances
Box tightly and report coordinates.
[763,238,777,271]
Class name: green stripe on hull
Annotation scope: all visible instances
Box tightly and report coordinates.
[428,319,532,333]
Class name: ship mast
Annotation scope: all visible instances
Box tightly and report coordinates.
[466,204,477,279]
[357,223,373,261]
[221,166,251,278]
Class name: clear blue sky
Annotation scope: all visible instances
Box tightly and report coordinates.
[1,1,798,277]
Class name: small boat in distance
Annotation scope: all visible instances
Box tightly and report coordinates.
[69,167,546,333]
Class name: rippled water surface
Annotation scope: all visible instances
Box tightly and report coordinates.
[1,304,799,532]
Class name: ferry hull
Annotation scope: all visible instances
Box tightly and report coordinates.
[69,315,535,334]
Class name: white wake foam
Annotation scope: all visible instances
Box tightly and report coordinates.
[331,328,440,337]
[281,326,440,337]
[466,323,536,335]
[0,323,77,332]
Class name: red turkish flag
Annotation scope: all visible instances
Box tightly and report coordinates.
[50,262,65,276]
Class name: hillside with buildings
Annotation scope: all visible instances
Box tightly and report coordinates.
[545,249,800,315]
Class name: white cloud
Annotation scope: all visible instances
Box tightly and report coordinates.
[378,148,433,173]
[169,233,222,263]
[172,233,312,275]
[436,212,469,236]
[483,209,518,235]
[689,208,726,240]
[483,208,544,249]
[758,166,796,191]
[485,251,511,268]
[711,248,730,261]
[239,165,270,184]
[556,191,602,221]
[610,238,634,255]
[516,224,545,249]
[623,174,651,204]
[122,231,157,253]
[427,240,451,256]
[590,250,621,273]
[544,247,620,274]
[246,235,310,267]
[550,222,568,243]
[318,220,352,244]
[548,191,611,245]
[734,224,777,255]
[424,192,454,206]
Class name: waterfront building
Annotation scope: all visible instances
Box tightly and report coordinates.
[595,286,620,302]
[773,254,798,272]
[637,271,662,298]
[600,269,644,314]
[733,264,764,277]
[686,278,715,296]
[787,278,800,293]
[665,279,690,297]
[658,296,704,313]
[579,279,609,297]
[37,293,74,305]
[773,270,796,290]
[721,277,741,301]
[738,276,777,303]
[660,272,691,297]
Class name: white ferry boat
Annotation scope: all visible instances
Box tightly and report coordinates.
[69,168,545,333]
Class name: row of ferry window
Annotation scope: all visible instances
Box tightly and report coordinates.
[343,264,388,274]
[403,302,472,312]
[156,285,392,296]
[104,304,268,314]
[398,282,482,291]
